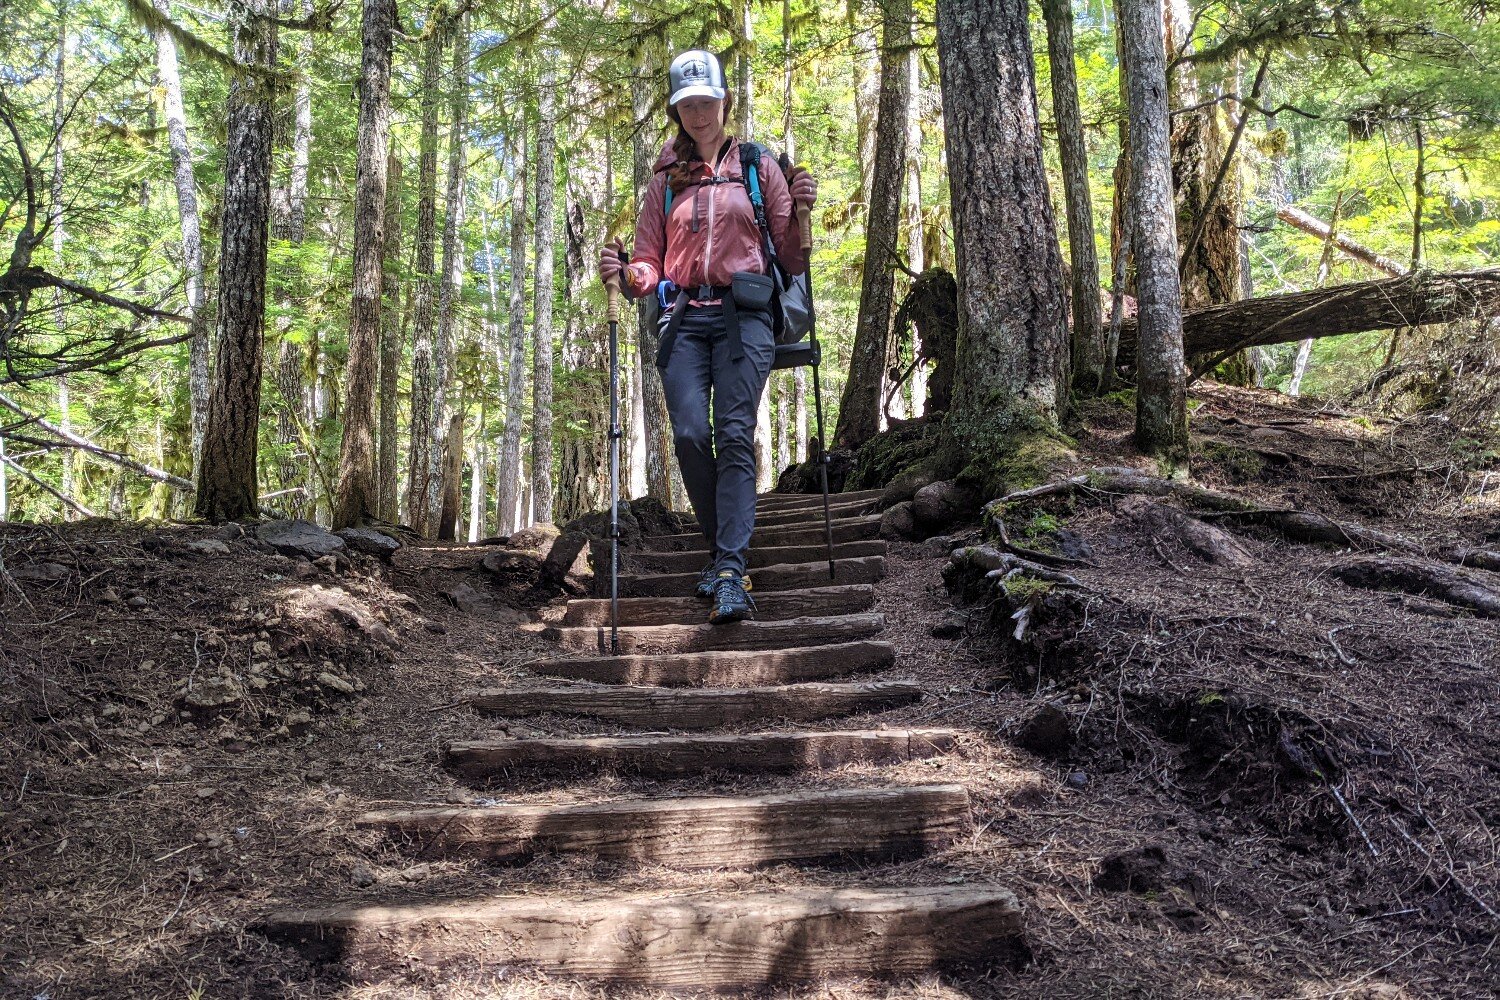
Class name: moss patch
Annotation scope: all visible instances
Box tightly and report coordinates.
[845,417,945,491]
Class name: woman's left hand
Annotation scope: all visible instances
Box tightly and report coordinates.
[787,166,818,209]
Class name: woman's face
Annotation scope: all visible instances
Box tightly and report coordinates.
[677,96,726,145]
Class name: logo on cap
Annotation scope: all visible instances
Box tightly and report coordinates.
[682,58,709,82]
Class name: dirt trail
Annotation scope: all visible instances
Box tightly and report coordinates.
[2,383,1497,998]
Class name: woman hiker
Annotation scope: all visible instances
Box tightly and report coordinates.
[599,49,818,626]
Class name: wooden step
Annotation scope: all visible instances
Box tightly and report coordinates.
[627,539,887,573]
[527,640,896,687]
[561,584,876,627]
[359,783,969,866]
[755,487,885,509]
[254,885,1026,987]
[621,555,885,597]
[445,728,958,782]
[545,612,884,655]
[471,679,921,729]
[739,497,881,527]
[642,514,881,552]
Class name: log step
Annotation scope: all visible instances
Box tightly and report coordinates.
[545,612,884,655]
[620,555,885,597]
[360,783,969,866]
[254,885,1026,987]
[627,539,887,573]
[471,679,921,729]
[642,514,881,552]
[445,728,958,782]
[561,584,876,627]
[754,487,886,510]
[732,497,882,527]
[526,640,896,687]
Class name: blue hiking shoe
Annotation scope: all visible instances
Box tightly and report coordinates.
[694,561,719,601]
[707,571,756,625]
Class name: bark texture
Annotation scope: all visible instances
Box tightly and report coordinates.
[1120,0,1187,459]
[332,0,393,530]
[150,0,212,481]
[497,136,529,534]
[425,17,468,532]
[437,413,463,540]
[377,153,403,521]
[1041,0,1104,396]
[194,0,277,521]
[531,57,557,525]
[403,31,444,533]
[835,0,911,448]
[934,0,1069,483]
[629,32,675,504]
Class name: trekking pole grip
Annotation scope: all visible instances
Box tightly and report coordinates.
[606,274,621,323]
[797,202,812,252]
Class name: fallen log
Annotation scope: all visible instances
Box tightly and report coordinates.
[1274,206,1407,277]
[1116,269,1500,365]
[1333,557,1500,618]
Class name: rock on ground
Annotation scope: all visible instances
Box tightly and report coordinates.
[258,520,347,560]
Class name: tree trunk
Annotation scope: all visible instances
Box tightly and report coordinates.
[332,0,393,530]
[1288,190,1344,398]
[630,31,675,504]
[848,0,878,214]
[271,0,313,519]
[904,43,927,418]
[437,413,463,540]
[1121,0,1188,459]
[403,30,444,534]
[497,137,529,534]
[52,5,74,519]
[377,152,403,521]
[150,0,212,482]
[555,92,607,524]
[736,0,755,138]
[194,0,277,522]
[425,15,468,532]
[531,56,558,525]
[1042,0,1105,396]
[934,0,1070,491]
[467,432,485,541]
[835,0,911,448]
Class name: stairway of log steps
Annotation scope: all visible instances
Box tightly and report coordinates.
[256,488,1025,991]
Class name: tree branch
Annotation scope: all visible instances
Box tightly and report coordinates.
[0,391,193,491]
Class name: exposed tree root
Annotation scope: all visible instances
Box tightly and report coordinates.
[1332,557,1500,618]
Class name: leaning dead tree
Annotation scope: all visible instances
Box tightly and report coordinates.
[1117,269,1500,379]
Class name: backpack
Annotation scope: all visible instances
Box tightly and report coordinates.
[663,140,815,347]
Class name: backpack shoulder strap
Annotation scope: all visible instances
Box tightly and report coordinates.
[739,140,765,208]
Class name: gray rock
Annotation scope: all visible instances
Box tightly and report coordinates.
[315,671,356,695]
[11,562,70,583]
[507,524,560,559]
[481,549,543,576]
[441,582,528,625]
[879,501,917,541]
[185,539,231,556]
[257,519,346,560]
[180,676,243,723]
[912,479,980,529]
[336,526,401,557]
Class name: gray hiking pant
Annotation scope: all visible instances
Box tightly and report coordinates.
[658,303,775,578]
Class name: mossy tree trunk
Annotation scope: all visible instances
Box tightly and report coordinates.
[934,0,1070,495]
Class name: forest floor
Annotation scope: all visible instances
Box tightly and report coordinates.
[2,383,1497,1000]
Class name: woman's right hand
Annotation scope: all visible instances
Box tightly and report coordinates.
[599,240,626,287]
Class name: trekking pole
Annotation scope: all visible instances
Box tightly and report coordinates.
[606,271,623,655]
[796,196,836,583]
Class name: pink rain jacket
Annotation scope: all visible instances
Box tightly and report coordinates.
[625,138,807,301]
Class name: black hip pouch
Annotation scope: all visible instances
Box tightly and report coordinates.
[730,271,774,311]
